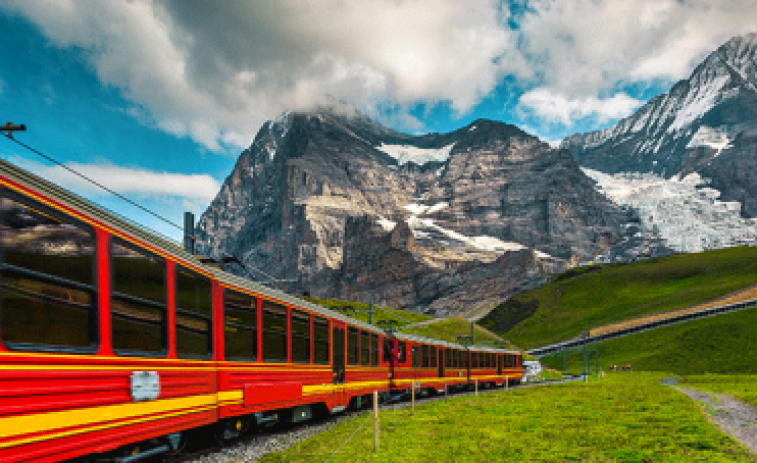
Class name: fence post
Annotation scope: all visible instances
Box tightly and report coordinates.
[411,383,415,414]
[595,339,599,377]
[505,375,508,392]
[373,390,379,452]
[475,379,478,396]
[445,383,448,402]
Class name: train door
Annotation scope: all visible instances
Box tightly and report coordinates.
[438,347,444,378]
[332,326,345,384]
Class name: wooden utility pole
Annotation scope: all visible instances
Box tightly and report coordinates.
[373,390,379,451]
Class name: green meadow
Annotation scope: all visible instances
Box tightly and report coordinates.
[262,373,754,462]
[480,246,757,349]
[540,305,757,376]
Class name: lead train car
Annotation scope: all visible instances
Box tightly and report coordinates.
[0,159,522,461]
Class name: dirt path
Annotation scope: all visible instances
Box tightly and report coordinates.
[668,381,757,458]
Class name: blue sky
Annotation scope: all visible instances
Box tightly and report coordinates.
[1,1,755,242]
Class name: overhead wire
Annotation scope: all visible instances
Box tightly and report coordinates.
[1,133,184,231]
[2,132,296,286]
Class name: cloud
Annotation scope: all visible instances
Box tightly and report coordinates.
[8,156,220,201]
[1,0,514,150]
[518,88,644,126]
[2,0,756,148]
[511,0,757,96]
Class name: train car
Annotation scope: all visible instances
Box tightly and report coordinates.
[0,159,392,461]
[0,158,222,461]
[389,333,459,397]
[212,269,391,438]
[468,346,524,389]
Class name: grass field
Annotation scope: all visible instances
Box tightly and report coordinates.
[479,246,757,349]
[540,305,757,376]
[302,297,434,327]
[262,373,753,462]
[681,374,757,408]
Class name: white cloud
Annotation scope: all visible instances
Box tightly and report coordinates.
[9,156,220,201]
[512,0,757,96]
[518,88,644,126]
[2,0,756,148]
[1,0,514,150]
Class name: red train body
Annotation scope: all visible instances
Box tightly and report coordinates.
[0,159,523,461]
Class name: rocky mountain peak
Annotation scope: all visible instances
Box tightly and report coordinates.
[196,98,631,315]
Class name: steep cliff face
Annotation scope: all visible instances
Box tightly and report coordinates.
[562,33,757,217]
[196,100,629,315]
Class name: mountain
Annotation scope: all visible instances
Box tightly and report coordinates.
[562,33,757,218]
[195,98,631,315]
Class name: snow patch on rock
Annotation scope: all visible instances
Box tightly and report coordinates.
[377,143,456,166]
[583,168,757,252]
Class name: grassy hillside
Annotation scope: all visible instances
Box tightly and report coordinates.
[402,316,509,346]
[303,299,525,353]
[302,297,434,327]
[540,305,757,375]
[480,246,757,349]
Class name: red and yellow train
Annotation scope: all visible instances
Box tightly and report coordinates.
[0,158,523,461]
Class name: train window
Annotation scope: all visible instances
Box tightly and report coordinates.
[412,345,419,368]
[397,341,407,364]
[461,350,468,369]
[111,240,166,355]
[262,301,288,362]
[383,338,392,362]
[370,333,379,366]
[446,348,452,368]
[175,266,212,358]
[0,191,97,351]
[430,345,437,368]
[313,316,329,364]
[224,290,257,361]
[360,331,370,365]
[348,327,359,365]
[473,352,478,369]
[421,344,429,368]
[291,309,310,363]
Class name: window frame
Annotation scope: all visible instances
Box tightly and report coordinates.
[290,308,311,364]
[370,333,379,366]
[397,341,407,364]
[348,326,359,366]
[421,344,429,368]
[223,288,258,362]
[110,237,168,358]
[0,189,99,354]
[174,264,214,359]
[261,300,288,363]
[360,330,370,366]
[313,315,330,365]
[430,344,437,368]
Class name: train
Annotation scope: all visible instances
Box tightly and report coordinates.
[0,158,524,462]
